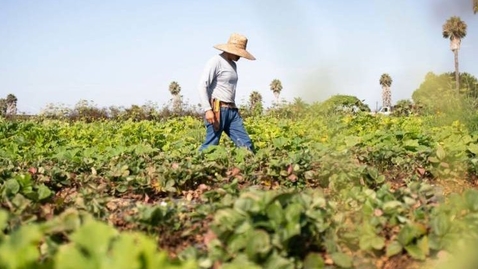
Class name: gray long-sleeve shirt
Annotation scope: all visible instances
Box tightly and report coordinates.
[198,54,238,111]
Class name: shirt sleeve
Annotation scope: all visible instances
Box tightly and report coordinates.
[198,57,218,112]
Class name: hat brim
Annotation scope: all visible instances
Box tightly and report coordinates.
[214,44,256,60]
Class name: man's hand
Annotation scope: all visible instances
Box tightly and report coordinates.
[205,109,220,131]
[205,110,215,124]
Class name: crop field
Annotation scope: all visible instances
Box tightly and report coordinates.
[1,110,478,269]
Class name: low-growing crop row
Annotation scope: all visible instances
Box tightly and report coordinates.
[1,113,478,268]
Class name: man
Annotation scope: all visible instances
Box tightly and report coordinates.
[198,33,255,152]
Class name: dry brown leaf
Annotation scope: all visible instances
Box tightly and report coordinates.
[287,164,293,175]
[40,204,54,220]
[375,259,384,269]
[416,167,426,176]
[28,167,37,175]
[203,229,217,246]
[287,174,298,182]
[324,255,333,265]
[198,184,209,191]
[226,167,241,177]
[106,201,118,211]
[374,208,383,217]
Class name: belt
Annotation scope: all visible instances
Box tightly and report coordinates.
[219,101,237,108]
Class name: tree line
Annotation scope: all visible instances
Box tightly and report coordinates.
[378,3,476,110]
[167,79,283,115]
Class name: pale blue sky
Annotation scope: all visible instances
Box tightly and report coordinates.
[1,0,477,113]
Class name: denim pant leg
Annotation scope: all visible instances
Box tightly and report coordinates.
[225,109,254,152]
[199,116,224,152]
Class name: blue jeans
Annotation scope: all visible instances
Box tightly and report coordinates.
[199,108,254,152]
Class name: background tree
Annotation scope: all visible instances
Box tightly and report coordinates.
[248,91,263,116]
[474,0,477,14]
[443,16,467,91]
[412,72,478,130]
[379,73,392,108]
[391,99,421,117]
[412,72,453,112]
[6,94,17,115]
[316,95,370,116]
[168,81,182,112]
[269,79,283,104]
[0,98,7,116]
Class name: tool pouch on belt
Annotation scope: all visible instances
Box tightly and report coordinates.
[212,98,220,131]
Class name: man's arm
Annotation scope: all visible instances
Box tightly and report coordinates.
[198,57,218,112]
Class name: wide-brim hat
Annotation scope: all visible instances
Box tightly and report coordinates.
[213,33,256,60]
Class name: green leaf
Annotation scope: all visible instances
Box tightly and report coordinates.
[3,179,20,196]
[104,233,142,269]
[386,241,403,257]
[404,244,426,260]
[431,213,450,236]
[303,253,325,269]
[0,210,8,231]
[398,223,426,246]
[428,233,441,250]
[267,192,295,207]
[331,252,353,268]
[283,221,301,242]
[69,220,118,258]
[382,201,403,214]
[234,196,258,214]
[245,229,271,260]
[464,190,478,212]
[115,184,128,193]
[263,251,295,269]
[417,236,429,256]
[273,137,288,148]
[266,201,284,228]
[359,225,385,251]
[37,184,52,201]
[359,235,372,251]
[436,145,446,160]
[375,175,386,184]
[345,136,361,147]
[16,173,33,191]
[222,257,262,269]
[403,197,416,206]
[55,244,96,269]
[0,225,43,268]
[227,233,249,253]
[370,236,385,250]
[214,209,243,233]
[403,139,419,150]
[367,168,380,180]
[467,143,478,155]
[284,203,302,224]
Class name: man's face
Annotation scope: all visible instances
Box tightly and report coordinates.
[231,54,240,62]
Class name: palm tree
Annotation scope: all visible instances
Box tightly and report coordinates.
[379,73,392,108]
[168,81,181,111]
[269,79,283,104]
[443,16,467,91]
[6,94,17,115]
[249,91,263,112]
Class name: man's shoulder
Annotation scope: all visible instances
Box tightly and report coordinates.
[204,54,224,69]
[207,54,223,64]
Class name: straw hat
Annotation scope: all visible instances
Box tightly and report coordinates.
[214,33,256,60]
